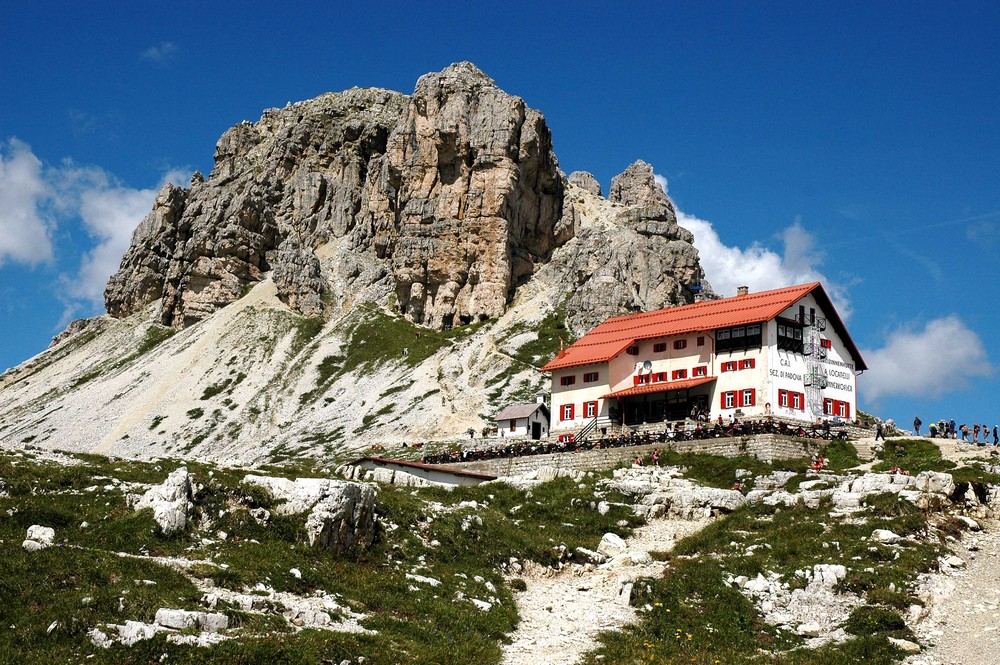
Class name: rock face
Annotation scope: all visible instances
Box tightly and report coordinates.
[104,63,707,335]
[105,63,565,330]
[364,63,564,328]
[608,160,669,208]
[540,162,712,335]
[568,171,602,197]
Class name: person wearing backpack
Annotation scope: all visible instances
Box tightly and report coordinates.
[913,416,922,436]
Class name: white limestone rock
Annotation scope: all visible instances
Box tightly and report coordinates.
[597,533,628,557]
[954,515,980,530]
[135,467,193,535]
[872,529,901,545]
[887,637,921,653]
[914,471,955,496]
[22,524,55,551]
[304,482,377,553]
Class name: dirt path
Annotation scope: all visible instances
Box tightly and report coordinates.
[502,518,707,665]
[905,519,1000,665]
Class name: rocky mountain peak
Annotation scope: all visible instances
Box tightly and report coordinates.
[6,63,717,461]
[609,160,670,208]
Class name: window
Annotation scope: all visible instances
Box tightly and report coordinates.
[738,359,756,370]
[821,339,832,349]
[777,318,804,354]
[674,339,687,350]
[672,369,688,380]
[722,391,736,408]
[633,374,651,385]
[693,366,707,377]
[742,389,755,407]
[792,392,802,410]
[654,372,667,382]
[509,419,516,430]
[584,401,598,418]
[626,345,639,355]
[716,324,763,352]
[653,342,667,353]
[697,336,705,347]
[583,371,599,383]
[561,404,575,420]
[779,390,790,408]
[560,375,576,386]
[721,361,737,372]
[824,399,851,418]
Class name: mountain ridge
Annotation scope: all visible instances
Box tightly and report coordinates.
[0,62,712,463]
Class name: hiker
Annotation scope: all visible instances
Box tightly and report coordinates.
[875,421,885,441]
[993,424,999,445]
[974,424,980,444]
[913,416,922,436]
[652,448,660,466]
[929,422,938,438]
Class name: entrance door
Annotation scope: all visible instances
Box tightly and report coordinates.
[531,421,542,440]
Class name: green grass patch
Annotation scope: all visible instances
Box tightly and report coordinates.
[507,309,573,368]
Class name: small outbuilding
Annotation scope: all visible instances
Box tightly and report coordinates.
[348,457,497,487]
[493,402,550,440]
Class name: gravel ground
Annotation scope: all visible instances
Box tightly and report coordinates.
[904,519,1000,665]
[502,518,708,665]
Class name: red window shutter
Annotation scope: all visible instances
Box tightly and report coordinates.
[720,393,727,409]
[736,390,744,408]
[845,403,851,418]
[568,404,575,419]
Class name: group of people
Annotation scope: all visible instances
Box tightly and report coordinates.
[420,417,849,465]
[913,416,999,445]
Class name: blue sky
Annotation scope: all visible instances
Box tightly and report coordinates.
[1,1,997,429]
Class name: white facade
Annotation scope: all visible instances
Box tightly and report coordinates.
[548,286,861,434]
[495,409,550,439]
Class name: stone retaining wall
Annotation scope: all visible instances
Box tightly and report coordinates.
[444,435,824,478]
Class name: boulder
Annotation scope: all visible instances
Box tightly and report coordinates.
[914,471,955,496]
[573,547,607,565]
[954,515,981,530]
[22,524,55,551]
[597,533,627,557]
[872,529,901,545]
[135,468,193,535]
[154,608,229,633]
[304,482,377,553]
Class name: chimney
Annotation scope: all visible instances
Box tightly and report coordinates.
[736,285,749,297]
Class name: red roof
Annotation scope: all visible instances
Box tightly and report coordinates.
[603,376,717,399]
[541,282,866,372]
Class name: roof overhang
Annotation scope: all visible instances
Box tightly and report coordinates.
[348,456,498,481]
[602,376,717,399]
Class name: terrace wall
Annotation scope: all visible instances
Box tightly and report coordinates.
[443,434,823,478]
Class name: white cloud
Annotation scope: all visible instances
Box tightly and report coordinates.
[0,138,185,320]
[653,173,669,196]
[141,42,178,65]
[59,167,188,318]
[676,210,851,317]
[861,316,993,401]
[0,139,54,265]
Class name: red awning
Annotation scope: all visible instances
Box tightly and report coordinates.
[602,376,716,399]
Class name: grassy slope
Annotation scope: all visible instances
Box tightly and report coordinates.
[0,450,637,664]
